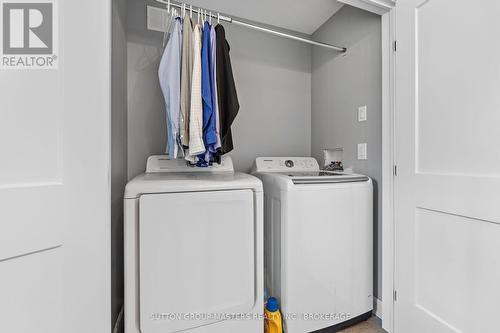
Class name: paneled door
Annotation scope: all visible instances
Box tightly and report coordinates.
[395,0,500,332]
[0,0,111,332]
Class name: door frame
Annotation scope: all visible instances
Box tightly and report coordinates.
[380,6,396,333]
[340,1,397,332]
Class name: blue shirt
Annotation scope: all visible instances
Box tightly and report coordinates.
[200,21,217,163]
[158,18,183,158]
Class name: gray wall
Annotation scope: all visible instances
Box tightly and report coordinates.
[111,0,128,330]
[126,0,311,177]
[311,6,382,299]
[225,24,311,172]
[126,0,165,179]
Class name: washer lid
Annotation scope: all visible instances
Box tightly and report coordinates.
[252,158,370,185]
[284,171,369,184]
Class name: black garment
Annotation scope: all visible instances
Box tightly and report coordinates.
[215,24,239,156]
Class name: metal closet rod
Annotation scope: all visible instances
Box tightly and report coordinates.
[154,0,347,52]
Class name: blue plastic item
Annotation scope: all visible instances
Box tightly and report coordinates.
[266,297,279,312]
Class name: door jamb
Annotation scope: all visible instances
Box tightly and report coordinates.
[381,7,396,333]
[343,1,397,332]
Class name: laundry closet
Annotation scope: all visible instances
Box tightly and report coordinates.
[111,0,386,330]
[5,0,500,332]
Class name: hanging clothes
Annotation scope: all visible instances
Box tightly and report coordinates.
[210,24,222,152]
[158,17,183,158]
[180,14,194,148]
[199,21,217,165]
[215,24,240,155]
[185,23,205,161]
[162,10,176,48]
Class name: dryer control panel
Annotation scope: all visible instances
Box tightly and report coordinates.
[146,155,234,173]
[252,157,320,173]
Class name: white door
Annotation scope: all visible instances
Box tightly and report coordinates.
[0,1,111,332]
[395,1,500,332]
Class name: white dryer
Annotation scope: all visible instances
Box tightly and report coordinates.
[124,156,263,333]
[252,157,373,333]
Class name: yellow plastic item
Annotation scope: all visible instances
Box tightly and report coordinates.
[264,306,283,333]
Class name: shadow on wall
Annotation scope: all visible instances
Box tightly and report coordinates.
[225,23,312,74]
[126,0,167,179]
[127,43,167,179]
[312,5,382,70]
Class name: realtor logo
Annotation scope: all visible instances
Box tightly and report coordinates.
[1,0,58,69]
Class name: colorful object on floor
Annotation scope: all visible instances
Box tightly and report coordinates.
[264,297,283,333]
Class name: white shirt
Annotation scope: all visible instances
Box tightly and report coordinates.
[185,23,205,161]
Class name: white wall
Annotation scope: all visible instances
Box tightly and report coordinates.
[126,0,311,177]
[311,6,383,299]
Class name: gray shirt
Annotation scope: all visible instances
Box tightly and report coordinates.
[180,15,194,147]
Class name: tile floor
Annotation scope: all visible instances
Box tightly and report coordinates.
[337,316,386,333]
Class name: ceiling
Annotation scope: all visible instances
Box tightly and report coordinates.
[181,0,344,35]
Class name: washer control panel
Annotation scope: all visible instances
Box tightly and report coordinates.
[253,157,320,172]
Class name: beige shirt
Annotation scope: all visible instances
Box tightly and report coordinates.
[185,24,205,161]
[180,15,193,147]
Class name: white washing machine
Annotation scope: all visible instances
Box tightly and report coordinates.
[252,157,373,333]
[124,156,263,333]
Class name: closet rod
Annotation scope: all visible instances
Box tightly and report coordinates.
[153,0,347,52]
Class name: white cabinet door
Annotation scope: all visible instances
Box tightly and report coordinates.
[395,1,500,332]
[0,0,111,332]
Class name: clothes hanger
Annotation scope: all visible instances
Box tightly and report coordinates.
[162,0,173,47]
[209,11,212,25]
[217,13,220,24]
[190,5,193,19]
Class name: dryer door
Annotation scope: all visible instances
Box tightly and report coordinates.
[139,189,255,333]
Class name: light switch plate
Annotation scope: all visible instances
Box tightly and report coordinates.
[358,105,367,122]
[357,143,367,160]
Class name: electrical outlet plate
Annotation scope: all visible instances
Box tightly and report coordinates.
[358,105,367,122]
[357,143,367,160]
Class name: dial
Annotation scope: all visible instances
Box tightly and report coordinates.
[285,160,294,168]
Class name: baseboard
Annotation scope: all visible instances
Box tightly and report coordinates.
[312,311,372,332]
[373,297,383,320]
